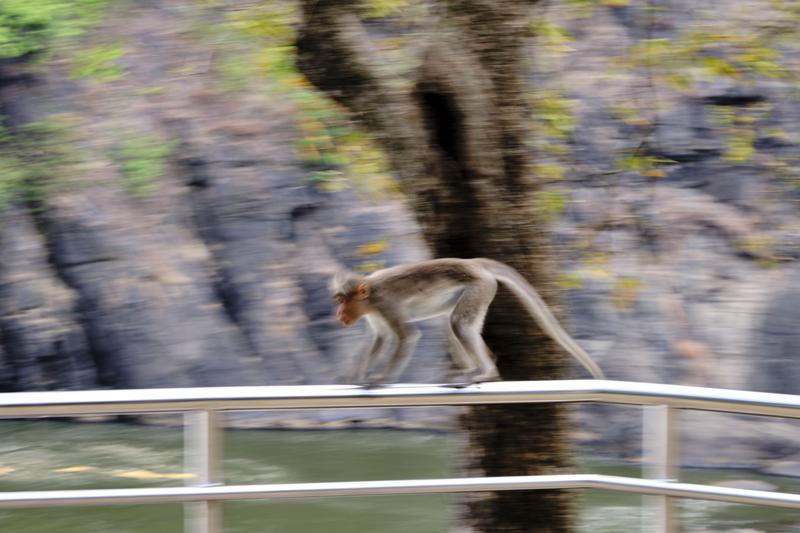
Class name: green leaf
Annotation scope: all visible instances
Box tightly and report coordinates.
[70,43,125,82]
[0,0,108,59]
[357,240,390,256]
[532,163,566,180]
[556,273,584,290]
[703,56,740,78]
[534,189,567,220]
[363,0,415,19]
[113,136,172,196]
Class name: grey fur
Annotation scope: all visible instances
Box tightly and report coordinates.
[332,258,605,386]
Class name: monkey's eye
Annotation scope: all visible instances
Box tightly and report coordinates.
[333,294,345,304]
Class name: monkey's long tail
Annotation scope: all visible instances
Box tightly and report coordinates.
[478,258,606,380]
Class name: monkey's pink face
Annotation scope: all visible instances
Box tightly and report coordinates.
[333,282,370,327]
[334,293,368,327]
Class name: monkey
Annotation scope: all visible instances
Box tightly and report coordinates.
[331,257,605,387]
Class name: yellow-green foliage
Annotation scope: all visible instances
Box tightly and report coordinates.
[0,154,26,208]
[619,10,795,85]
[528,16,579,187]
[556,273,584,290]
[707,104,778,165]
[723,129,757,164]
[112,136,172,196]
[357,240,390,256]
[362,0,418,19]
[531,18,575,56]
[615,152,676,178]
[534,189,567,221]
[356,260,386,273]
[601,1,800,177]
[0,116,85,208]
[529,89,578,189]
[738,233,781,268]
[70,43,125,82]
[531,90,578,140]
[222,3,397,196]
[215,53,254,91]
[531,163,566,180]
[0,0,107,59]
[612,276,643,311]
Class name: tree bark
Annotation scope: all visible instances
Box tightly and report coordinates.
[297,1,575,531]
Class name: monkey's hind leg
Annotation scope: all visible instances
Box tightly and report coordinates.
[446,327,484,387]
[449,279,501,384]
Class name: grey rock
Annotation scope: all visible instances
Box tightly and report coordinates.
[0,207,95,391]
[760,460,800,478]
[43,187,261,389]
[750,269,800,395]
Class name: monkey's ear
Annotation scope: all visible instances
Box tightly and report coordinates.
[355,282,370,300]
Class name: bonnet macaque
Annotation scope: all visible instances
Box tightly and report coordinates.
[332,258,604,387]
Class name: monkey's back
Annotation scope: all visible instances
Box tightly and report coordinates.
[365,259,484,313]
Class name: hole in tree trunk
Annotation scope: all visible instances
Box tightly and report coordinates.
[415,87,481,257]
[416,90,465,165]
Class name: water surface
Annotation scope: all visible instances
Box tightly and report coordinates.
[0,420,798,532]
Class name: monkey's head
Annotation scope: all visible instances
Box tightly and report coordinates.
[331,270,370,327]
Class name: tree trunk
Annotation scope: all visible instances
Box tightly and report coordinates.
[296,1,575,531]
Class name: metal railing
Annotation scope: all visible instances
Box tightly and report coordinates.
[2,380,800,533]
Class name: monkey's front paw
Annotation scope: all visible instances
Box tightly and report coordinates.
[360,374,387,389]
[445,375,472,388]
[474,372,502,383]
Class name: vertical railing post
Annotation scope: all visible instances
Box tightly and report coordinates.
[642,405,680,533]
[184,410,223,533]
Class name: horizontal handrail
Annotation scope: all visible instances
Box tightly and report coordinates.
[2,380,800,418]
[3,380,800,533]
[2,474,800,510]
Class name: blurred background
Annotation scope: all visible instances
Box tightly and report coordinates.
[0,0,799,531]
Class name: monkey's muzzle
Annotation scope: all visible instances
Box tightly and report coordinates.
[336,311,355,327]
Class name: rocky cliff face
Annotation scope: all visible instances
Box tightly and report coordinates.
[0,1,447,426]
[541,0,800,473]
[1,0,799,470]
